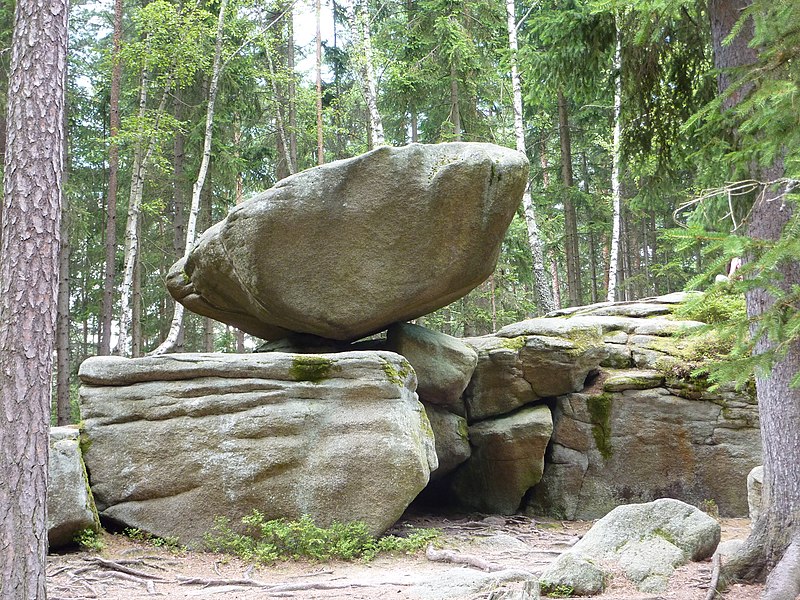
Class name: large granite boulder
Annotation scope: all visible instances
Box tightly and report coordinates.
[48,426,99,549]
[167,143,528,341]
[79,352,437,545]
[540,498,720,594]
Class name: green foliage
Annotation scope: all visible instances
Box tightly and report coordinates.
[74,528,105,552]
[664,195,800,390]
[540,582,575,598]
[204,512,438,563]
[123,527,185,552]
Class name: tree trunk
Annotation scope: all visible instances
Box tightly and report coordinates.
[606,22,623,302]
[709,2,800,597]
[100,0,123,356]
[557,88,582,306]
[315,0,324,165]
[56,98,71,426]
[131,227,142,357]
[151,0,228,355]
[346,0,384,147]
[449,62,461,140]
[286,6,297,172]
[115,72,171,356]
[0,0,67,594]
[506,0,553,315]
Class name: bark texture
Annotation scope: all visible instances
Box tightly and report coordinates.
[506,0,553,315]
[0,0,68,596]
[708,1,800,597]
[99,0,123,356]
[557,88,582,306]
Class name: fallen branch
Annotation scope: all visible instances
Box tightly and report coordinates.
[426,544,502,572]
[705,553,722,600]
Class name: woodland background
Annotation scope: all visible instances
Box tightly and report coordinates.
[0,0,797,423]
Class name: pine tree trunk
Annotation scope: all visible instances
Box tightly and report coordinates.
[557,88,581,306]
[151,0,228,355]
[0,0,67,594]
[449,63,461,140]
[506,0,553,314]
[709,2,800,596]
[131,231,142,357]
[100,0,123,356]
[56,108,71,426]
[606,21,623,302]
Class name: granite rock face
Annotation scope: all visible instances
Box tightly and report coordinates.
[387,322,477,414]
[48,426,100,549]
[167,143,528,341]
[79,352,437,545]
[449,405,553,514]
[524,294,761,519]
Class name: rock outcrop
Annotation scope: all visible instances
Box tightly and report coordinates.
[167,143,528,341]
[540,498,720,594]
[524,295,761,519]
[79,352,437,545]
[48,426,99,549]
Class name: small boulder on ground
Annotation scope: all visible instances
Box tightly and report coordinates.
[539,498,720,594]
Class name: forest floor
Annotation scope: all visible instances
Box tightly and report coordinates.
[48,512,762,600]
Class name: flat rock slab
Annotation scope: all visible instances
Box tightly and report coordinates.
[167,143,528,341]
[79,352,437,545]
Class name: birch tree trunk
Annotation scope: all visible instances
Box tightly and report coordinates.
[150,0,229,355]
[506,0,554,314]
[115,74,170,356]
[0,0,67,594]
[315,0,324,165]
[606,19,622,302]
[346,0,385,147]
[100,0,123,355]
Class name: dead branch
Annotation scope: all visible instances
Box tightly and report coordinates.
[426,544,502,572]
[705,553,722,600]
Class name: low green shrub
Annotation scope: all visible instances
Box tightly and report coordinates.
[204,511,438,563]
[74,528,104,552]
[123,527,185,552]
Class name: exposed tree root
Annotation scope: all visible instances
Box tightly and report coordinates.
[426,544,502,571]
[718,515,769,590]
[763,534,800,600]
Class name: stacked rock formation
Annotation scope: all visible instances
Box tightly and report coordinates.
[74,144,761,546]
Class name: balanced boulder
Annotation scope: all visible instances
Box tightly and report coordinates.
[79,352,437,545]
[167,143,528,341]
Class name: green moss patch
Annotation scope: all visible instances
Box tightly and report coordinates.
[381,358,412,386]
[587,393,614,460]
[289,356,335,383]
